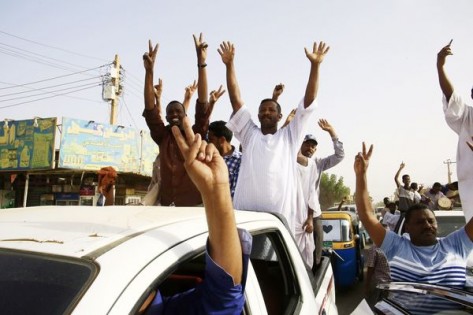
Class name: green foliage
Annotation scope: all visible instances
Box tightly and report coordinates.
[319,173,351,211]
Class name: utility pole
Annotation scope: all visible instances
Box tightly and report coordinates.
[443,159,456,184]
[109,54,121,125]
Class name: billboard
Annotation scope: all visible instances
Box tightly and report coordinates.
[0,118,56,171]
[59,117,158,176]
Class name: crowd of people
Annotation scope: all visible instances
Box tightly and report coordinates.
[137,34,473,314]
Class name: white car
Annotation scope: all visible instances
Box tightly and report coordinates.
[0,206,337,315]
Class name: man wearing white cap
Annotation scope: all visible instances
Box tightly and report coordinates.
[296,119,344,269]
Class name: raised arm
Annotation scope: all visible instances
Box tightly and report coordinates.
[218,41,244,113]
[394,162,405,188]
[436,40,454,102]
[303,41,330,108]
[354,143,386,247]
[205,85,226,118]
[143,40,159,111]
[272,83,284,102]
[182,80,197,112]
[193,33,208,104]
[282,108,297,128]
[154,79,163,119]
[171,116,242,283]
[318,118,337,139]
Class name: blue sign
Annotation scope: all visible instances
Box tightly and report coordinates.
[59,117,158,175]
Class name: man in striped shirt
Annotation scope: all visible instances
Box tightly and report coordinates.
[356,143,473,285]
[354,143,473,311]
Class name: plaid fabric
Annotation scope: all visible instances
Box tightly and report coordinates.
[366,245,391,283]
[223,148,242,198]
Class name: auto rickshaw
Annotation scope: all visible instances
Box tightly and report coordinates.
[321,210,365,288]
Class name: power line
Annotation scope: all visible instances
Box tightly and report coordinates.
[0,80,104,104]
[0,30,108,63]
[0,81,102,103]
[0,84,102,109]
[0,76,102,98]
[0,43,95,74]
[0,64,110,91]
[119,94,138,129]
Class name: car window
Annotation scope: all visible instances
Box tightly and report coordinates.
[157,252,206,297]
[136,248,250,315]
[250,231,301,315]
[321,218,352,242]
[436,216,466,237]
[0,249,97,315]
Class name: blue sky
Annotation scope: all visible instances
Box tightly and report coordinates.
[1,0,472,202]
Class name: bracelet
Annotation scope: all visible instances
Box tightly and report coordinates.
[198,63,207,68]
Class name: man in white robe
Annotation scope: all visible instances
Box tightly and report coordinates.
[218,40,330,235]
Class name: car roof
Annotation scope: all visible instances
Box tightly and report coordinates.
[433,210,464,217]
[0,205,275,259]
[326,205,356,211]
[322,210,359,223]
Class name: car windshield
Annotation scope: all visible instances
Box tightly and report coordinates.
[436,215,466,237]
[0,249,97,315]
[322,219,352,242]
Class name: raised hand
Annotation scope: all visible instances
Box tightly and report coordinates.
[354,142,373,176]
[437,40,453,68]
[184,80,198,100]
[193,33,208,64]
[272,83,285,100]
[399,161,405,170]
[154,78,163,99]
[318,119,333,132]
[143,40,159,71]
[304,41,330,64]
[209,85,226,104]
[282,108,297,128]
[171,117,229,194]
[206,85,226,116]
[218,41,235,66]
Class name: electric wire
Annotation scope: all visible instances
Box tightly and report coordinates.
[119,94,138,129]
[0,76,102,98]
[0,84,102,109]
[0,80,104,104]
[0,65,110,91]
[0,30,140,126]
[0,44,92,74]
[0,81,102,103]
[0,42,96,71]
[0,30,108,63]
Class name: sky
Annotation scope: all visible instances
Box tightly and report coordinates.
[1,0,472,203]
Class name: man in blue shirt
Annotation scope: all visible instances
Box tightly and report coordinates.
[142,116,252,315]
[354,142,473,312]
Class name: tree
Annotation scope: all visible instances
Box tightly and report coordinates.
[319,173,351,211]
